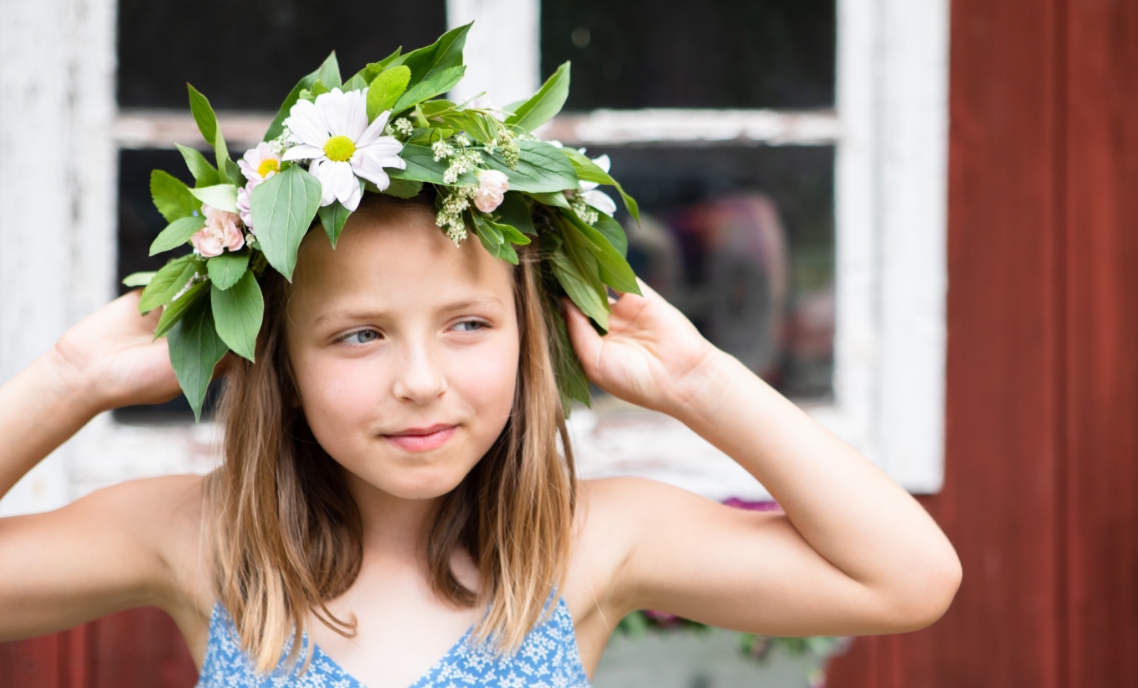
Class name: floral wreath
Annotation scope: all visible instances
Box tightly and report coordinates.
[126,23,641,420]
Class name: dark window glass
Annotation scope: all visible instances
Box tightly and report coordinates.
[587,144,834,399]
[116,148,224,423]
[117,0,446,110]
[541,0,835,111]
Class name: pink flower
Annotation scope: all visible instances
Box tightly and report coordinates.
[191,204,245,257]
[473,169,509,213]
[236,184,254,231]
[238,142,281,185]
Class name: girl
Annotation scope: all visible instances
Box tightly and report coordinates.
[0,35,960,686]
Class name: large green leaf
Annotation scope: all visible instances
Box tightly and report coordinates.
[483,140,578,193]
[317,201,351,248]
[593,213,628,258]
[367,66,411,120]
[187,84,218,147]
[356,47,405,84]
[167,291,228,422]
[393,65,466,114]
[562,147,641,223]
[154,279,207,339]
[549,248,608,331]
[387,144,477,185]
[250,165,323,281]
[560,210,640,295]
[150,170,200,222]
[189,184,239,213]
[400,23,471,90]
[380,178,423,199]
[505,62,570,134]
[264,52,342,142]
[210,270,263,362]
[138,256,199,313]
[149,216,205,256]
[176,144,220,187]
[548,304,591,409]
[206,250,250,291]
[496,192,536,235]
[122,271,156,288]
[438,110,496,144]
[529,190,571,210]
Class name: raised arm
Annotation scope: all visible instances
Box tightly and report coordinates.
[0,291,210,641]
[565,281,961,638]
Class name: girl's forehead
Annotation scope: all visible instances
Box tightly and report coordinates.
[287,213,515,322]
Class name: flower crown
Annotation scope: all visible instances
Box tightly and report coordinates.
[126,23,640,421]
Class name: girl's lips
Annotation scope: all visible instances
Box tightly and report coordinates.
[382,425,457,452]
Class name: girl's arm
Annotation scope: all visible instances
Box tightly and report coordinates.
[0,292,210,641]
[565,281,961,637]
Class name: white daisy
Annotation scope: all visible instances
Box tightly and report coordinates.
[281,88,406,211]
[579,154,617,216]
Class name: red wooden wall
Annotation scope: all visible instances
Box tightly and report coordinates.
[4,1,1136,686]
[827,0,1138,685]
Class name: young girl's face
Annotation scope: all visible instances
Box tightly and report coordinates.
[284,208,519,502]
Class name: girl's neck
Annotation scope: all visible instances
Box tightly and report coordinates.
[344,471,440,558]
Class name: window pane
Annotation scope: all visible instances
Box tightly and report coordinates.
[117,0,446,110]
[116,148,224,422]
[584,144,834,400]
[541,0,835,111]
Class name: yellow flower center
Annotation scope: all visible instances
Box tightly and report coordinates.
[257,158,280,177]
[323,135,356,162]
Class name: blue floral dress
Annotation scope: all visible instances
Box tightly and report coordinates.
[195,594,592,688]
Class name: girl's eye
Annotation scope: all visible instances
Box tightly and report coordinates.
[342,329,380,345]
[452,319,486,333]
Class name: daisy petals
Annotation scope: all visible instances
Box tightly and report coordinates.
[284,99,330,147]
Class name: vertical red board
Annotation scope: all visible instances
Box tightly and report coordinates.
[828,0,1069,685]
[1062,0,1138,685]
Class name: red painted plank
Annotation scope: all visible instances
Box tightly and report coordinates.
[0,634,63,688]
[829,0,1068,685]
[90,608,197,688]
[1062,0,1138,686]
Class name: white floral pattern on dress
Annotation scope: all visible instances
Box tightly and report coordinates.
[196,594,591,688]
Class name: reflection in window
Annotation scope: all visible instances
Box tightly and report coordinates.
[590,145,834,401]
[542,0,835,110]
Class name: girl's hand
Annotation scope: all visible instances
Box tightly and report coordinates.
[50,290,218,412]
[563,279,718,417]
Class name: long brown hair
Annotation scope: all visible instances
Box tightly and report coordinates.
[205,191,578,671]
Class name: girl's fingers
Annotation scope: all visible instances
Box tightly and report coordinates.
[562,299,602,370]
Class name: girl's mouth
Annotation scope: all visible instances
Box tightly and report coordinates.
[382,424,458,452]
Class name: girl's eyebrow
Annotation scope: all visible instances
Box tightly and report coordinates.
[313,297,505,327]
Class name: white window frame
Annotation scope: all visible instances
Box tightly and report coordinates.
[0,0,946,516]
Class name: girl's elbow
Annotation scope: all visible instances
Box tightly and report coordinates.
[886,548,963,631]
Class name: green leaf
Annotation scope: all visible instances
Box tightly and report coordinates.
[550,248,608,330]
[387,144,477,185]
[483,140,578,193]
[367,66,412,120]
[187,83,218,147]
[138,255,199,313]
[393,65,466,113]
[150,170,200,222]
[506,62,570,134]
[380,178,423,199]
[439,110,495,144]
[496,192,536,234]
[250,164,323,281]
[562,148,641,223]
[122,271,156,288]
[154,279,207,339]
[529,191,571,210]
[358,47,405,83]
[560,210,640,295]
[484,216,531,246]
[400,23,471,90]
[149,216,205,256]
[548,305,591,409]
[342,73,369,92]
[264,52,341,142]
[176,144,220,187]
[317,201,351,248]
[206,250,250,291]
[167,291,228,422]
[188,184,239,213]
[210,270,263,362]
[593,213,628,258]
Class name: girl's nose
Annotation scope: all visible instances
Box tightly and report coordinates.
[391,342,447,404]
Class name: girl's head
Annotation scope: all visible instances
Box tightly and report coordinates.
[208,190,577,671]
